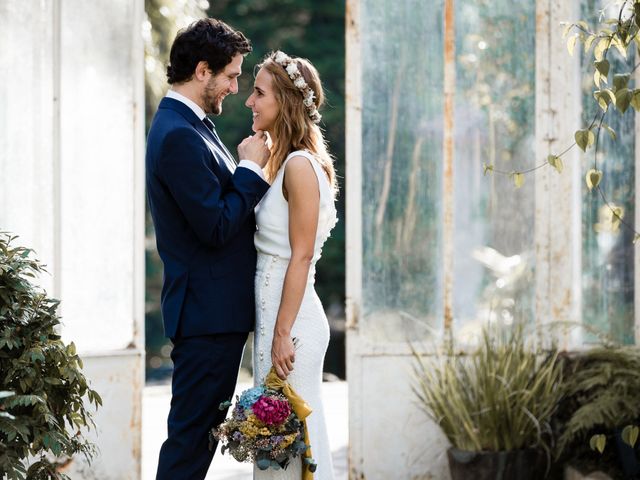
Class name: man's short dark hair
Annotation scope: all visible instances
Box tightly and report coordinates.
[166,18,252,84]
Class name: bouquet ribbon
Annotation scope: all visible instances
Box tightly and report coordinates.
[265,367,314,480]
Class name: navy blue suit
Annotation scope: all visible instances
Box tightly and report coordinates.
[146,97,269,479]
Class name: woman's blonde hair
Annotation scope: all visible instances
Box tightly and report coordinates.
[258,52,337,193]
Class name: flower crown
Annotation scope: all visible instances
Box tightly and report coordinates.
[273,51,322,123]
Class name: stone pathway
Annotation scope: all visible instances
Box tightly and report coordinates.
[143,380,349,479]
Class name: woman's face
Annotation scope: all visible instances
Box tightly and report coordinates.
[245,67,279,134]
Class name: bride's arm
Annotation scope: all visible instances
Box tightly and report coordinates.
[271,156,320,380]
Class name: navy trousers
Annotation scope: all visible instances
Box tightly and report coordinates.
[156,332,248,480]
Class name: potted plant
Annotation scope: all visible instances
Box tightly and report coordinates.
[0,233,101,479]
[413,324,564,480]
[552,346,640,480]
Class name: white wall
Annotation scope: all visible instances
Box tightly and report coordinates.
[0,1,145,478]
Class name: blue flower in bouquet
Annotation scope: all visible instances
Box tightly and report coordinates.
[238,385,265,409]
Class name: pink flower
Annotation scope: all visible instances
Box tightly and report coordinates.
[252,395,291,426]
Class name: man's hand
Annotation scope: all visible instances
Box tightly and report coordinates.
[237,130,269,169]
[271,331,295,380]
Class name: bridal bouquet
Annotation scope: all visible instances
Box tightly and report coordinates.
[211,367,317,476]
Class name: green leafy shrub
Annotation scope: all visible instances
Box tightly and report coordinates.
[0,234,101,479]
[553,346,640,477]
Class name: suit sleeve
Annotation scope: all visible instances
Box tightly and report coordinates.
[157,127,270,248]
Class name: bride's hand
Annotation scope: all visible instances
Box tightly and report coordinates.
[271,332,295,380]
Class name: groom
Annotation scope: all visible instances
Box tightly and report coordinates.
[146,18,270,479]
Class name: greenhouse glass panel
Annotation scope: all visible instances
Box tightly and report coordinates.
[580,0,636,345]
[453,0,537,337]
[0,1,56,291]
[360,0,444,342]
[59,0,139,350]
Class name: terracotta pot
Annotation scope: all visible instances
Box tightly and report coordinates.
[447,447,545,480]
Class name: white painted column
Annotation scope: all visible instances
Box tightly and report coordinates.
[345,0,363,476]
[0,1,145,478]
[534,0,582,348]
[635,65,640,345]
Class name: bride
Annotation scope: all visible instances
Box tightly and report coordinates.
[245,50,338,480]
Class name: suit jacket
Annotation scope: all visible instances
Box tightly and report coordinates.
[146,97,269,339]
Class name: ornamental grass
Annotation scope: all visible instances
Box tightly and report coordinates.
[413,324,563,454]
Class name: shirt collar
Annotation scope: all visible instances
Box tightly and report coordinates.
[166,89,206,121]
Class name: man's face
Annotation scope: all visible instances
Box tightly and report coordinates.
[203,53,243,115]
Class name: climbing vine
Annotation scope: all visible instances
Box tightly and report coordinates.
[485,0,640,240]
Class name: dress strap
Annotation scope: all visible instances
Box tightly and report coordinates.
[283,150,331,192]
[284,149,316,166]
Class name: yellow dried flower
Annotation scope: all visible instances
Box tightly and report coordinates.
[280,432,298,449]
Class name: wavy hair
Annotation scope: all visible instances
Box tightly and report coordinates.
[258,52,337,194]
[167,18,251,84]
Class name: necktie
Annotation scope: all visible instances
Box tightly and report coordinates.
[202,116,237,170]
[203,117,215,132]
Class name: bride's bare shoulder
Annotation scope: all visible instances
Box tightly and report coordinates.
[282,154,319,199]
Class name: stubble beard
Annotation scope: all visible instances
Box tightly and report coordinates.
[204,77,226,116]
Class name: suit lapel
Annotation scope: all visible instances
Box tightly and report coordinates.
[210,127,238,167]
[159,98,237,174]
[194,123,237,174]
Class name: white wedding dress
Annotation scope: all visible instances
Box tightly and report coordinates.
[253,150,337,480]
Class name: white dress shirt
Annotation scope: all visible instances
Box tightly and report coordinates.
[165,90,265,180]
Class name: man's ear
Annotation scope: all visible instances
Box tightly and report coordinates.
[194,61,210,81]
